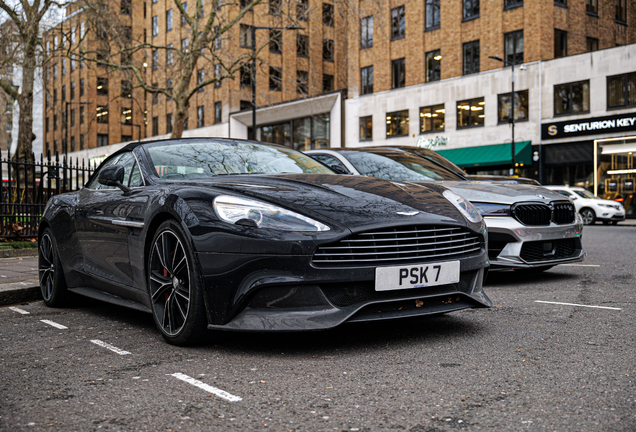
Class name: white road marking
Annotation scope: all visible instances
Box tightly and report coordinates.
[9,307,29,315]
[40,319,68,329]
[90,339,131,355]
[535,300,621,310]
[170,373,242,402]
[559,264,601,267]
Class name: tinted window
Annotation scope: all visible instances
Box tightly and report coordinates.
[344,152,461,181]
[129,162,143,187]
[311,154,348,172]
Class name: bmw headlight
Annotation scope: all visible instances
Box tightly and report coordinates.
[213,195,330,232]
[472,202,511,217]
[443,190,482,223]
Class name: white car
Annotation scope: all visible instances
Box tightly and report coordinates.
[544,186,625,225]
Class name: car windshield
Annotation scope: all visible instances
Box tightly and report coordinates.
[402,148,467,178]
[344,151,463,181]
[145,140,334,179]
[574,189,601,200]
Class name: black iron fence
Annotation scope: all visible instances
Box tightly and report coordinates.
[1,151,96,239]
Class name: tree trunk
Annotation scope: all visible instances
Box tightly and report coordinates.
[171,104,189,139]
[15,29,37,162]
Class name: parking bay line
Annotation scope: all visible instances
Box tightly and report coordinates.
[559,264,601,267]
[535,300,621,311]
[40,319,68,329]
[90,339,131,355]
[9,307,29,315]
[170,372,242,402]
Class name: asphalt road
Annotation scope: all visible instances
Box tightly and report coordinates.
[1,225,635,431]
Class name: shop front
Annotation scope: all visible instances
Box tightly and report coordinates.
[436,141,533,177]
[594,136,636,218]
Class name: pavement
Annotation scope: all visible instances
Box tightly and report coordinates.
[0,218,635,307]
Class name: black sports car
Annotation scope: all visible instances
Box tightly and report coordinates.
[39,139,491,345]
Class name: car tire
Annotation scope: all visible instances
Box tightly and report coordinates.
[579,208,596,225]
[602,221,609,225]
[611,221,618,225]
[148,220,207,346]
[38,228,69,307]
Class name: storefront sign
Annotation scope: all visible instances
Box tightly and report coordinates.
[542,112,636,140]
[417,136,449,149]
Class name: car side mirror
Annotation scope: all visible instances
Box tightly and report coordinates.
[570,196,578,201]
[98,164,131,193]
[330,165,349,175]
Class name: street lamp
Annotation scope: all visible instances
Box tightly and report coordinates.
[489,55,518,175]
[249,25,304,141]
[65,101,91,155]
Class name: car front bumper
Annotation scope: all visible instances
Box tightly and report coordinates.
[593,207,625,222]
[485,215,586,270]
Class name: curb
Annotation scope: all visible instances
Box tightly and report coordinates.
[0,248,38,259]
[0,280,41,306]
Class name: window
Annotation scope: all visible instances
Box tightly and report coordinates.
[214,26,222,50]
[182,2,188,26]
[215,101,222,124]
[97,77,109,95]
[498,90,529,123]
[54,115,58,131]
[555,0,567,6]
[53,89,57,105]
[152,116,159,135]
[270,30,282,53]
[607,72,636,109]
[269,0,281,15]
[504,30,524,66]
[240,64,253,87]
[586,0,598,14]
[241,100,252,111]
[239,0,250,8]
[167,44,174,65]
[121,0,131,14]
[121,108,133,125]
[46,94,50,108]
[70,82,75,100]
[166,114,173,134]
[97,106,109,123]
[80,22,85,39]
[80,106,85,124]
[391,6,405,40]
[71,136,75,152]
[121,80,132,98]
[554,81,590,115]
[297,34,309,57]
[61,85,66,102]
[297,70,308,94]
[323,3,334,26]
[360,16,373,48]
[297,0,309,21]
[616,0,627,22]
[425,50,441,82]
[97,134,108,147]
[555,29,567,58]
[6,120,11,133]
[122,135,133,143]
[71,109,75,127]
[80,78,84,96]
[463,0,479,19]
[240,25,254,48]
[71,60,75,72]
[269,67,282,91]
[181,38,189,52]
[457,97,485,128]
[197,69,205,91]
[361,66,373,95]
[587,37,599,52]
[197,106,205,128]
[426,0,440,29]
[420,104,445,133]
[166,9,173,31]
[152,50,159,70]
[386,110,409,137]
[166,79,173,100]
[62,60,66,76]
[80,134,85,150]
[46,117,50,133]
[504,0,523,8]
[360,116,372,140]
[463,40,480,75]
[215,64,222,87]
[323,39,334,61]
[152,83,159,104]
[152,16,158,37]
[391,58,405,89]
[323,74,334,92]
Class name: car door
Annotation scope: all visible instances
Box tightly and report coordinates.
[75,151,140,290]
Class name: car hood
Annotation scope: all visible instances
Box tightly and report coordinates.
[423,181,567,205]
[186,174,473,232]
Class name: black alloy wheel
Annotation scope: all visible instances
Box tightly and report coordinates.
[38,229,68,307]
[579,208,596,225]
[148,220,206,345]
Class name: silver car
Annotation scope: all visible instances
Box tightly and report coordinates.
[307,148,586,272]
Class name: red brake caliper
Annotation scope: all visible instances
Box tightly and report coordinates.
[163,268,169,301]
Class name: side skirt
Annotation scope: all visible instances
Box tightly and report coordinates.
[69,287,152,313]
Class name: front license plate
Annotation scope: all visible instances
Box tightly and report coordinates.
[375,261,460,292]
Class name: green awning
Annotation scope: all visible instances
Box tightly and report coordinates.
[436,141,532,168]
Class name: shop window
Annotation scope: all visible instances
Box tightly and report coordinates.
[97,134,108,147]
[607,72,636,109]
[586,0,598,14]
[323,74,334,92]
[360,116,372,141]
[554,29,567,58]
[390,6,405,40]
[586,37,599,52]
[554,80,590,115]
[297,70,308,94]
[121,108,133,125]
[297,34,309,58]
[323,3,334,27]
[386,110,409,137]
[504,0,523,9]
[463,0,479,19]
[504,30,523,66]
[269,67,282,91]
[463,40,480,75]
[391,58,405,89]
[96,106,109,123]
[457,97,485,128]
[425,50,441,82]
[426,0,440,29]
[323,39,334,61]
[269,30,282,53]
[420,104,445,133]
[360,16,373,48]
[498,90,529,123]
[361,66,373,95]
[616,0,627,22]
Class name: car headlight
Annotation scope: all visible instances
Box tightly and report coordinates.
[213,195,330,232]
[472,202,511,217]
[598,204,612,208]
[443,190,482,223]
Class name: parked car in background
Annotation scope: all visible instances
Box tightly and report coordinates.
[544,185,625,225]
[307,148,585,272]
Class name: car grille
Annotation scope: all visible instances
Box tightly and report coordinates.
[512,202,576,226]
[520,239,577,262]
[312,225,482,267]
